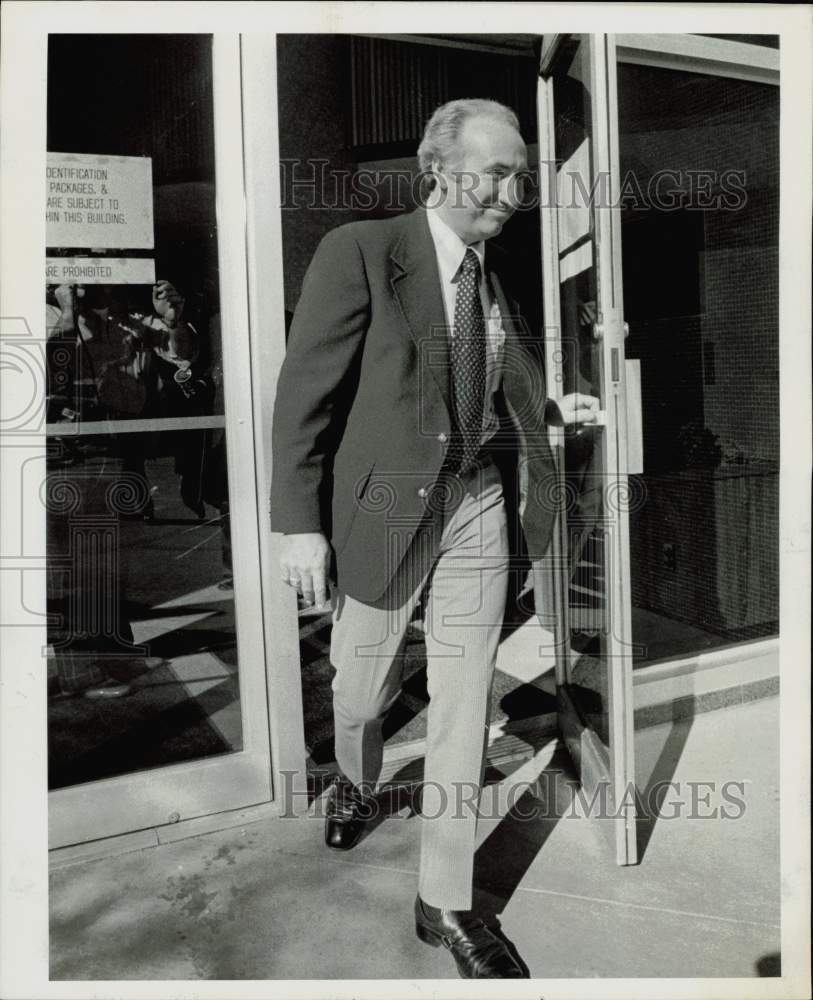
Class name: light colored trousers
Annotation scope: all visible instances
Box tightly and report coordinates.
[330,456,509,910]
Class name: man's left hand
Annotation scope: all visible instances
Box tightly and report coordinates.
[549,392,601,426]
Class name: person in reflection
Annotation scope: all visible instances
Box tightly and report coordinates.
[271,99,599,979]
[115,279,215,520]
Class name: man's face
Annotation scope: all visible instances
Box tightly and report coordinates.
[433,115,528,244]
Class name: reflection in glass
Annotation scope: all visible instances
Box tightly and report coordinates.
[618,65,779,666]
[46,34,241,790]
[46,428,238,790]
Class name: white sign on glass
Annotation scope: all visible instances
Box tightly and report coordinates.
[45,257,156,285]
[46,152,154,251]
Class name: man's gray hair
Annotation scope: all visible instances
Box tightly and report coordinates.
[417,98,521,178]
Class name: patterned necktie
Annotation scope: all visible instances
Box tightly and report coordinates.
[448,247,487,476]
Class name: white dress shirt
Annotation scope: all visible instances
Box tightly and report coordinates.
[426,208,505,449]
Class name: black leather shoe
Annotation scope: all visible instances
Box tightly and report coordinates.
[324,775,368,851]
[414,896,528,979]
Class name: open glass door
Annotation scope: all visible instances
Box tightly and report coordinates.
[536,33,637,864]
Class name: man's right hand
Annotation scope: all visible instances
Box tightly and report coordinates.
[279,532,332,608]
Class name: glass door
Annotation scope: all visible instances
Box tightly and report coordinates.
[47,35,274,847]
[536,32,780,866]
[536,34,637,865]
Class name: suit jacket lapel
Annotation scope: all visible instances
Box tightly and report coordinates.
[390,208,452,414]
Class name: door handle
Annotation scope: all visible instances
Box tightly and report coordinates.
[592,315,629,342]
[625,358,643,475]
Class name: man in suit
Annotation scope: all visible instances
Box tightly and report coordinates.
[271,98,598,978]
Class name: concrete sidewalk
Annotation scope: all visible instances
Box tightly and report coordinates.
[50,695,780,982]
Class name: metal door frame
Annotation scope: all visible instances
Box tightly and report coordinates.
[537,32,636,865]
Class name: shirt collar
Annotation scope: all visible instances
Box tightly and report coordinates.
[426,207,485,281]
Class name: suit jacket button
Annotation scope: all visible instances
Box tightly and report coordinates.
[417,487,428,499]
[437,432,448,443]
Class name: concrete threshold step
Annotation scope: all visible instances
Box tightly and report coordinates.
[50,638,778,867]
[309,638,779,781]
[632,637,778,727]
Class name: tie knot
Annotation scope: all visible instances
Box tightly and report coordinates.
[461,248,480,278]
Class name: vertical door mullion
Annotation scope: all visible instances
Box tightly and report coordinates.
[211,35,272,767]
[587,33,637,865]
[240,34,310,814]
[536,71,571,689]
[606,33,637,865]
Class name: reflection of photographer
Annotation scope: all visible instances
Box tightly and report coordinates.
[128,280,196,361]
[120,279,215,518]
[147,279,213,414]
[120,280,213,412]
[46,277,218,519]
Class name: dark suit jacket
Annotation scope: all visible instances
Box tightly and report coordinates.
[270,207,558,605]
